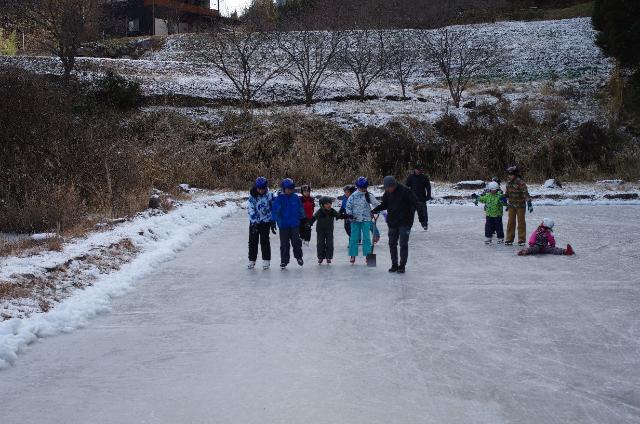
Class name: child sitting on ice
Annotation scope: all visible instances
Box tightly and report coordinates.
[518,218,575,256]
[472,181,506,244]
[310,196,343,264]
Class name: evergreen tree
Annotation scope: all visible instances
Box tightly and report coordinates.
[592,0,640,68]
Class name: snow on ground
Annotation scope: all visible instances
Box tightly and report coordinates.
[1,18,612,128]
[0,191,237,368]
[0,205,639,423]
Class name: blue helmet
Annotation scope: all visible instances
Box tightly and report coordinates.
[255,176,268,189]
[355,176,369,189]
[281,178,295,190]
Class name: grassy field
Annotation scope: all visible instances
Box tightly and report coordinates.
[545,1,594,20]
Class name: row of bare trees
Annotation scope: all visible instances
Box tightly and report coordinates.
[197,27,503,109]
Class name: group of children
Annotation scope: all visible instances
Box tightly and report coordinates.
[247,176,382,270]
[471,166,575,256]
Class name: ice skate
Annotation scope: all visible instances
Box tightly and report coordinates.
[350,256,356,264]
[262,260,270,270]
[564,244,575,256]
[485,238,492,245]
[497,239,504,244]
[247,261,256,269]
[296,258,304,266]
[326,259,332,264]
[318,258,323,264]
[280,262,287,269]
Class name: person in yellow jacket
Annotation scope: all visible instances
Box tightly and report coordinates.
[504,166,533,246]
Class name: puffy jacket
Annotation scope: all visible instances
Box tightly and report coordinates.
[528,226,556,247]
[478,192,505,218]
[406,173,432,201]
[311,207,341,233]
[346,190,380,222]
[300,195,315,220]
[272,192,305,229]
[506,178,530,207]
[372,184,419,228]
[247,187,275,224]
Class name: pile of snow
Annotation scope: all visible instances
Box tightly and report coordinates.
[453,180,486,190]
[0,192,237,369]
[543,178,562,189]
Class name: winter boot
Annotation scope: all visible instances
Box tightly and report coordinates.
[326,259,332,264]
[422,223,428,231]
[564,244,575,256]
[280,262,287,269]
[505,241,514,246]
[388,264,398,273]
[297,258,304,266]
[247,261,256,269]
[397,265,406,274]
[262,260,270,270]
[350,256,356,264]
[485,238,492,245]
[318,258,324,264]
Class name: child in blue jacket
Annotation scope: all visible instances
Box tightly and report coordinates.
[247,177,276,270]
[272,178,306,268]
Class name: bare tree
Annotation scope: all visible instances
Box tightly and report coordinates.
[423,27,503,108]
[338,29,389,101]
[198,28,285,110]
[277,30,342,107]
[387,30,421,99]
[21,0,101,83]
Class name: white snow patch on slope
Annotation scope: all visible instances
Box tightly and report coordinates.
[0,194,237,369]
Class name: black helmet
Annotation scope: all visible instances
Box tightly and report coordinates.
[507,165,519,176]
[300,184,311,193]
[343,184,356,193]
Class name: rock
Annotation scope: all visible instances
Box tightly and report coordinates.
[543,178,562,189]
[603,193,638,200]
[453,180,486,190]
[463,100,477,109]
[148,194,161,209]
[179,183,191,193]
[597,179,625,190]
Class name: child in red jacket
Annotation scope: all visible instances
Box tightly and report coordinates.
[299,184,315,246]
[518,218,575,256]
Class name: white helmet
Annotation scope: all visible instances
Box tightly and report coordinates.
[487,181,499,191]
[542,218,554,229]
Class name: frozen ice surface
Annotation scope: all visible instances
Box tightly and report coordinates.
[0,205,639,424]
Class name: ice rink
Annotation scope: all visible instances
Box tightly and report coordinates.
[1,205,639,424]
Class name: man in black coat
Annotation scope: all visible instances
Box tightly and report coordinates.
[405,162,432,230]
[372,176,419,274]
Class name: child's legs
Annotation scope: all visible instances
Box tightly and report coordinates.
[361,221,372,256]
[495,217,505,239]
[506,207,517,242]
[484,216,492,239]
[258,222,271,261]
[248,225,260,261]
[326,231,334,259]
[349,222,363,257]
[516,207,527,243]
[279,227,291,264]
[524,245,542,255]
[290,226,303,259]
[542,246,565,255]
[316,231,326,259]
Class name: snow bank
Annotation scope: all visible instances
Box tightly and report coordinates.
[0,194,237,369]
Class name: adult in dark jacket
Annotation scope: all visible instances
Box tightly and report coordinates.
[405,163,431,230]
[372,176,419,273]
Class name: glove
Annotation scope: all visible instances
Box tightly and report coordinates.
[270,221,277,234]
[527,201,533,213]
[250,223,259,235]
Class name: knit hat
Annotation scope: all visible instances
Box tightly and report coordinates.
[383,176,397,188]
[319,196,333,206]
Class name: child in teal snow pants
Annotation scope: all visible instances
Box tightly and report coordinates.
[345,177,380,263]
[349,221,373,258]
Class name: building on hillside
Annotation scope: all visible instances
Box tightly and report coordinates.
[103,0,220,37]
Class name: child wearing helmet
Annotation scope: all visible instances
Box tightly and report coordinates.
[472,181,506,244]
[518,218,575,256]
[272,178,306,268]
[345,176,380,264]
[310,196,343,264]
[299,184,315,247]
[247,177,276,270]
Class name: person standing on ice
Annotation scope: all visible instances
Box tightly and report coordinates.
[272,178,306,269]
[345,176,379,264]
[518,218,575,256]
[310,196,342,264]
[472,181,505,244]
[405,162,431,230]
[504,165,532,246]
[247,177,277,270]
[299,184,315,247]
[372,176,419,274]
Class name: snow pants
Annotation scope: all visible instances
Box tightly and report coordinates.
[416,201,429,225]
[388,225,411,267]
[316,230,334,260]
[522,245,565,255]
[299,220,312,243]
[506,206,526,244]
[248,222,271,261]
[279,226,303,265]
[485,216,504,240]
[349,221,372,257]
